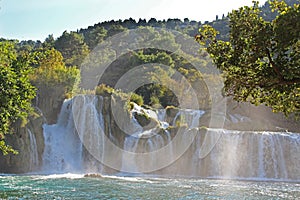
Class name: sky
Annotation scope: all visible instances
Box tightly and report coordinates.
[0,0,261,41]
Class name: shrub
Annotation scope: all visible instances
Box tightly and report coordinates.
[95,84,115,96]
[130,93,144,106]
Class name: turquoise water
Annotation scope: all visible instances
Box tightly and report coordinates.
[0,174,299,199]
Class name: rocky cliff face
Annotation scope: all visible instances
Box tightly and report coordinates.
[0,85,65,173]
[0,115,44,173]
[35,85,67,124]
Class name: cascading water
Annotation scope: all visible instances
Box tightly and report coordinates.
[27,128,39,171]
[120,104,171,174]
[191,129,300,180]
[120,104,206,174]
[42,99,83,173]
[40,95,300,181]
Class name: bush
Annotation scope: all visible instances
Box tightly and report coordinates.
[95,84,115,96]
[130,93,144,106]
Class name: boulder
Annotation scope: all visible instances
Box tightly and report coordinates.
[84,173,103,178]
[133,112,159,130]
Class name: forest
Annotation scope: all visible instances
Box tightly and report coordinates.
[0,0,299,154]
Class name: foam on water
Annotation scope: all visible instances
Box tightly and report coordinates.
[35,173,85,179]
[40,95,300,181]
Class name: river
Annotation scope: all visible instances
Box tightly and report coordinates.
[0,174,299,199]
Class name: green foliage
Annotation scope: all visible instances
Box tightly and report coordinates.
[197,25,219,46]
[0,140,18,156]
[95,84,115,96]
[0,41,36,155]
[132,49,175,67]
[55,31,89,67]
[94,84,145,113]
[129,93,144,106]
[107,24,127,37]
[43,34,55,49]
[150,96,160,108]
[30,48,80,98]
[16,40,42,55]
[82,26,107,50]
[128,102,135,110]
[197,0,300,116]
[95,84,144,106]
[96,43,212,108]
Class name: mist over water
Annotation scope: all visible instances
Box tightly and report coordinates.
[39,95,300,181]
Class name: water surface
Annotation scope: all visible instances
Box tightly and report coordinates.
[0,174,299,199]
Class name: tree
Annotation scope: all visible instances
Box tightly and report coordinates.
[148,18,158,27]
[0,41,36,155]
[138,18,147,26]
[123,18,137,29]
[83,26,107,50]
[55,31,89,67]
[43,34,55,49]
[166,18,182,29]
[30,48,80,98]
[17,40,42,55]
[107,24,127,37]
[184,18,190,24]
[197,0,300,116]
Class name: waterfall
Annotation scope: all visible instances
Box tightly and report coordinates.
[120,107,205,174]
[72,95,107,173]
[42,99,83,173]
[120,136,140,173]
[27,128,39,171]
[120,128,175,174]
[39,95,300,181]
[120,104,168,174]
[191,129,300,180]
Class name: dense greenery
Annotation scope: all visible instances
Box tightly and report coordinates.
[0,40,81,155]
[197,0,300,116]
[97,44,211,108]
[1,0,299,155]
[30,48,80,98]
[54,31,90,67]
[0,41,36,155]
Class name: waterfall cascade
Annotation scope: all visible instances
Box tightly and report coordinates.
[190,129,299,180]
[41,95,300,181]
[27,128,39,171]
[42,99,83,173]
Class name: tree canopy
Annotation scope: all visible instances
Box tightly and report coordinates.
[0,41,36,155]
[30,48,80,98]
[54,31,89,67]
[197,0,300,116]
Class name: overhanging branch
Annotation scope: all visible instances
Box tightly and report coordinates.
[265,48,284,81]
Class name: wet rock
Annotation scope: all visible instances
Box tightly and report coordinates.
[0,114,45,173]
[133,112,159,130]
[84,173,103,178]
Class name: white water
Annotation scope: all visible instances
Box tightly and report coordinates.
[192,129,300,180]
[42,99,83,173]
[121,104,171,173]
[27,128,38,171]
[40,95,300,181]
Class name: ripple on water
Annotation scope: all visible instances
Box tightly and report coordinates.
[0,175,299,199]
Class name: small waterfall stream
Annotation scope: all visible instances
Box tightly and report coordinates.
[40,95,300,181]
[27,128,39,171]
